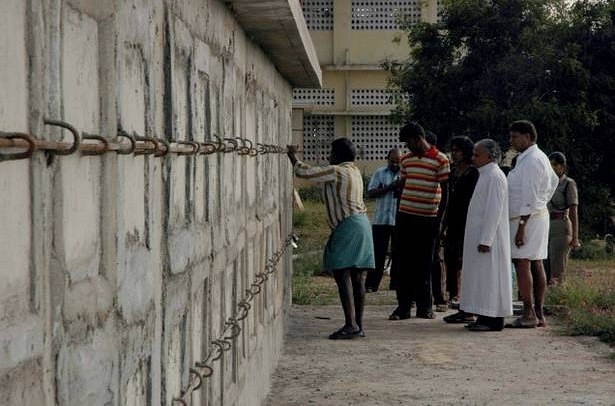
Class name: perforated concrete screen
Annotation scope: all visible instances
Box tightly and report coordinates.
[302,0,334,30]
[302,115,334,162]
[293,88,335,106]
[351,115,403,160]
[437,0,444,21]
[351,0,421,30]
[351,89,394,105]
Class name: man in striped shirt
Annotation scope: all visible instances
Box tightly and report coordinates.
[389,122,450,320]
[288,138,375,339]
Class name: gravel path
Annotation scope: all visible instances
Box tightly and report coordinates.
[265,304,615,405]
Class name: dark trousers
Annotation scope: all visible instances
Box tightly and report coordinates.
[431,246,446,305]
[393,213,439,316]
[366,224,395,291]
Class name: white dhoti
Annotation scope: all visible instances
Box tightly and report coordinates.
[510,210,550,260]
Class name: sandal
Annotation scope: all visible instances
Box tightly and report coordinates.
[468,323,501,332]
[505,317,537,329]
[328,328,362,340]
[443,311,475,324]
[435,304,448,312]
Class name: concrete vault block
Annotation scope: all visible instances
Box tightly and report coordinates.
[56,330,119,405]
[0,0,31,326]
[60,3,102,284]
[163,278,190,405]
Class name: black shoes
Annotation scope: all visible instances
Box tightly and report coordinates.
[388,313,411,320]
[329,328,363,340]
[443,311,475,324]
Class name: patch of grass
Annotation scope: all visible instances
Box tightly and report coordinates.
[291,197,384,305]
[292,201,329,255]
[545,259,615,346]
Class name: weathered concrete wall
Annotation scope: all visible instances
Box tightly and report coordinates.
[0,1,307,404]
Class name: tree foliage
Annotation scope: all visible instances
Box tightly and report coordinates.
[385,0,615,237]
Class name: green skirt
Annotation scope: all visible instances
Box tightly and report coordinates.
[323,214,375,271]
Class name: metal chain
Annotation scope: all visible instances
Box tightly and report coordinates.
[172,234,298,405]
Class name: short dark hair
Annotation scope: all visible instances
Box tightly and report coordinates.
[425,130,437,146]
[399,122,425,142]
[449,136,474,164]
[548,151,567,165]
[331,138,357,162]
[509,120,537,142]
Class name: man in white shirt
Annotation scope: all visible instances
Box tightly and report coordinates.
[507,120,558,328]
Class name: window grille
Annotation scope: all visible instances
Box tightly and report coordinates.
[351,89,410,105]
[437,0,444,22]
[302,115,334,162]
[302,0,334,30]
[351,0,421,30]
[350,89,404,105]
[351,115,404,161]
[293,88,335,106]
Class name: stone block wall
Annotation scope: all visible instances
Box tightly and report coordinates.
[0,1,297,405]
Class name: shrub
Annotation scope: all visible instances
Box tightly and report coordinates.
[571,238,611,260]
[545,262,615,346]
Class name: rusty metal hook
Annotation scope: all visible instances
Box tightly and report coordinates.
[0,132,36,162]
[223,138,238,153]
[235,138,250,155]
[175,140,199,156]
[194,361,214,377]
[224,320,241,339]
[198,141,217,155]
[236,306,250,321]
[250,283,262,294]
[154,137,170,157]
[244,289,254,301]
[134,134,158,155]
[81,133,109,156]
[115,130,136,155]
[213,135,225,152]
[43,118,80,155]
[189,368,203,391]
[216,338,232,351]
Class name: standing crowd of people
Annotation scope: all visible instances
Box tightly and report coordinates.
[287,119,579,339]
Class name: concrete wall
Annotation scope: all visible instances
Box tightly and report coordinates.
[0,1,301,405]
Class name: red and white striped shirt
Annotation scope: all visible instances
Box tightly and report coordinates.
[398,147,449,217]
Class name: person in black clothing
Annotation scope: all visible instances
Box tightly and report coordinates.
[441,136,479,322]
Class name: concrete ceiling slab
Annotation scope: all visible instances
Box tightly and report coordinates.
[225,0,322,88]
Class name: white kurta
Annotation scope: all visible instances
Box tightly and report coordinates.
[508,144,559,260]
[460,162,513,317]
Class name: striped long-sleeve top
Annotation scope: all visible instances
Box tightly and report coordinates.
[399,146,450,217]
[293,160,366,229]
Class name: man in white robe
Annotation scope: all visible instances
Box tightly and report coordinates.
[460,139,512,332]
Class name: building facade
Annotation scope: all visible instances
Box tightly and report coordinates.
[293,0,442,173]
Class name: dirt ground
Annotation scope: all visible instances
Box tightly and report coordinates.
[264,300,615,406]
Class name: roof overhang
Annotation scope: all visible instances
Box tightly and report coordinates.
[226,0,322,88]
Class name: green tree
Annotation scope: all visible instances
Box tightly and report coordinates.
[386,0,615,237]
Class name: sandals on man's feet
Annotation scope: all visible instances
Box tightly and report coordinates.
[328,328,362,340]
[435,304,448,312]
[505,317,537,328]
